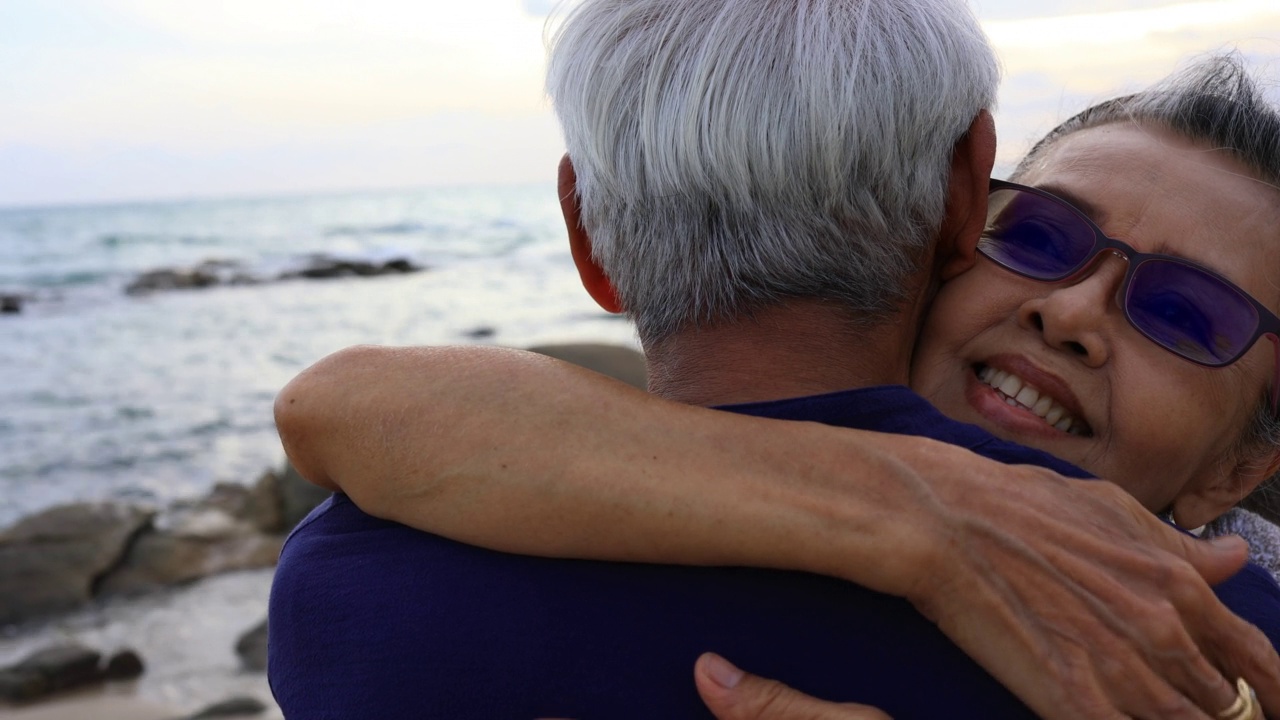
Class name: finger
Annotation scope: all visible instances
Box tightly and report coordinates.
[1197,611,1280,720]
[1176,534,1250,586]
[694,653,893,720]
[1153,551,1280,719]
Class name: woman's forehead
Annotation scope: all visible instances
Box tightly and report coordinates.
[1016,122,1280,304]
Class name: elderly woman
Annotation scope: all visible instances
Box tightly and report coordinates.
[276,54,1280,719]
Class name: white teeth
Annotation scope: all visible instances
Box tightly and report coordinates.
[1015,386,1040,408]
[998,374,1023,398]
[976,366,1086,436]
[1032,395,1054,415]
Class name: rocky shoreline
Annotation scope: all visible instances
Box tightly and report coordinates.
[0,343,647,716]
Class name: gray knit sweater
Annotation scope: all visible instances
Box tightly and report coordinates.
[1203,508,1280,583]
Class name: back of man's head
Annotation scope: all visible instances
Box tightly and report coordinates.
[548,0,998,345]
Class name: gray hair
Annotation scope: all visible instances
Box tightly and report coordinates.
[1015,53,1280,517]
[547,0,999,344]
[1015,53,1280,187]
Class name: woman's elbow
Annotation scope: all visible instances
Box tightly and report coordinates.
[273,346,381,491]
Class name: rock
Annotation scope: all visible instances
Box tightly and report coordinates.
[95,507,283,597]
[0,643,106,701]
[280,255,423,280]
[12,644,102,682]
[0,669,47,702]
[234,619,268,672]
[184,695,268,719]
[124,260,260,296]
[105,649,145,680]
[526,343,647,390]
[0,503,154,625]
[125,268,219,295]
[0,294,21,314]
[462,326,497,339]
[277,462,331,530]
[246,471,285,533]
[198,482,255,517]
[199,476,283,534]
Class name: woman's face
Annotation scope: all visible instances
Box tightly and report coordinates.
[911,123,1280,523]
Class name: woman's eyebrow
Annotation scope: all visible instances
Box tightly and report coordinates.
[1033,182,1202,263]
[1034,182,1109,225]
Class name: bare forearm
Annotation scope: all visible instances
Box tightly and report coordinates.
[273,344,938,588]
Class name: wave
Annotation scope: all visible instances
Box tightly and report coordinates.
[10,270,117,289]
[322,221,430,237]
[100,233,225,248]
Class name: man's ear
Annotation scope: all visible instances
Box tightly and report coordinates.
[559,154,623,314]
[1170,448,1280,529]
[936,110,997,282]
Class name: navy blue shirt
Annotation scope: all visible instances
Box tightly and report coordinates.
[269,385,1280,718]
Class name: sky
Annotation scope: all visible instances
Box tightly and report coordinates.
[1,0,1278,207]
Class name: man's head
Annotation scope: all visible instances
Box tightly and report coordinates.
[547,0,1000,350]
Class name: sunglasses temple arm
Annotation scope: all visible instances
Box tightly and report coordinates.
[1271,335,1280,415]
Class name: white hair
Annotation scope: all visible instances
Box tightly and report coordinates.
[547,0,999,343]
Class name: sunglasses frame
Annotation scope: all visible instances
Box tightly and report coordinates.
[980,179,1280,411]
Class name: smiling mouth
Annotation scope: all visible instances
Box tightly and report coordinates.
[974,364,1093,437]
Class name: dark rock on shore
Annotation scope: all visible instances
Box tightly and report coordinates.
[95,506,283,597]
[0,503,154,625]
[105,649,145,680]
[234,619,268,672]
[1,294,22,314]
[279,255,423,280]
[0,471,293,626]
[0,642,144,703]
[125,265,222,295]
[527,343,647,390]
[199,476,284,535]
[180,695,267,719]
[276,462,331,530]
[124,254,424,296]
[95,473,286,597]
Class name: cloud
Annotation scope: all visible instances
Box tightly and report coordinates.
[985,0,1280,171]
[523,0,562,17]
[0,110,566,207]
[975,0,1188,21]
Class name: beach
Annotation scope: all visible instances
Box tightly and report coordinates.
[0,186,642,717]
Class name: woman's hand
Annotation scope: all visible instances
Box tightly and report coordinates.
[695,653,892,720]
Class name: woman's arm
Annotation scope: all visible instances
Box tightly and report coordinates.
[275,344,945,587]
[274,344,1280,720]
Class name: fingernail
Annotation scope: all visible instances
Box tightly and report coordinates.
[703,653,744,689]
[1208,535,1244,551]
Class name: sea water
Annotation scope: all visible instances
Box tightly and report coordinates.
[0,184,640,528]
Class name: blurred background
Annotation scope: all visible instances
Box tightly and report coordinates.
[5,0,1280,207]
[0,1,1278,717]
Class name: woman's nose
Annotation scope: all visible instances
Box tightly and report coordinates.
[1015,255,1127,367]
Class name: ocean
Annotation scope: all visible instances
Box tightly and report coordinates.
[0,184,640,528]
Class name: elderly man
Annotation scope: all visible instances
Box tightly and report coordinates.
[268,0,1280,718]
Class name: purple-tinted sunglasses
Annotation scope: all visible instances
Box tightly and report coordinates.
[978,179,1280,409]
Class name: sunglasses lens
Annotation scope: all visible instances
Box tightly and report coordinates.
[1126,259,1259,365]
[979,188,1096,280]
